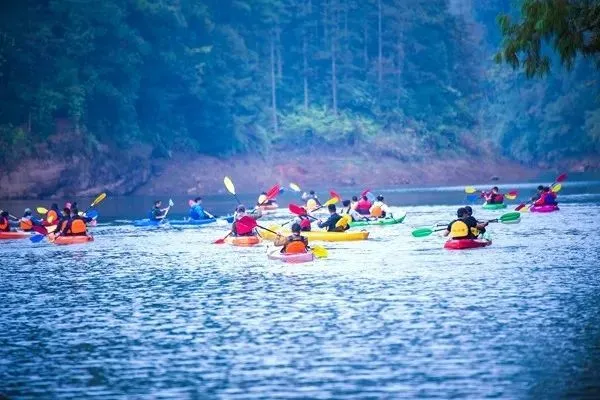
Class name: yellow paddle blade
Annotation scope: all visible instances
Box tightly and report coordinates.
[91,192,107,207]
[224,176,236,195]
[505,194,517,200]
[311,245,328,258]
[465,186,477,194]
[519,206,530,213]
[36,207,48,215]
[335,214,352,228]
[289,183,301,192]
[268,224,282,232]
[552,183,562,193]
[323,197,338,207]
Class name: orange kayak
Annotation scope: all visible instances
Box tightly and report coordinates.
[0,231,31,240]
[224,236,260,247]
[49,233,94,245]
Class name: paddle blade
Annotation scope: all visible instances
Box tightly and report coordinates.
[323,197,338,207]
[466,194,479,202]
[412,227,435,238]
[499,212,521,223]
[556,173,567,183]
[32,225,48,235]
[214,238,226,244]
[289,183,301,192]
[85,210,99,219]
[265,184,281,201]
[91,192,107,207]
[30,234,45,243]
[236,216,257,235]
[311,245,328,258]
[36,207,48,215]
[329,190,341,202]
[361,189,371,197]
[507,190,518,197]
[505,194,517,201]
[289,204,307,216]
[552,183,562,193]
[465,186,477,194]
[224,176,236,195]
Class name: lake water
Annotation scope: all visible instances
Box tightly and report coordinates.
[2,181,600,398]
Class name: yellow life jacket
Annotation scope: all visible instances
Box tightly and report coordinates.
[450,220,469,239]
[306,198,317,211]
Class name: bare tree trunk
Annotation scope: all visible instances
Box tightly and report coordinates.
[270,35,279,135]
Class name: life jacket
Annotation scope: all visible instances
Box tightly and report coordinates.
[20,217,33,231]
[542,192,557,205]
[257,194,267,205]
[370,205,383,218]
[492,193,504,203]
[299,216,311,231]
[46,210,59,224]
[283,235,308,254]
[449,220,471,239]
[356,199,372,215]
[67,218,87,235]
[0,217,9,232]
[306,198,317,211]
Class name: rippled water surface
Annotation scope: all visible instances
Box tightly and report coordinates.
[2,182,600,398]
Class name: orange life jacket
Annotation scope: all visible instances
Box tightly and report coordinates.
[0,217,9,232]
[20,218,33,231]
[284,236,308,254]
[46,210,59,224]
[68,219,87,235]
[370,206,383,218]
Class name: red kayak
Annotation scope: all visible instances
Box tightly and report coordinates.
[0,231,31,240]
[530,205,559,213]
[444,239,492,250]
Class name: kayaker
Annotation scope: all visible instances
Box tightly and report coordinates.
[232,205,262,236]
[274,223,309,254]
[0,211,12,232]
[535,186,558,206]
[356,195,372,215]
[61,208,93,236]
[444,207,477,239]
[317,204,349,232]
[45,203,61,224]
[302,190,321,210]
[293,208,312,231]
[189,197,208,220]
[370,195,391,218]
[350,196,359,210]
[19,208,43,232]
[530,185,545,203]
[340,199,362,222]
[150,200,169,221]
[482,187,504,204]
[464,205,488,237]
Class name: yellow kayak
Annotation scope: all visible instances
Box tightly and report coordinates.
[262,227,369,242]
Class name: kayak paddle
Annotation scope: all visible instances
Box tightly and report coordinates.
[330,190,342,202]
[36,207,48,215]
[224,176,242,204]
[289,183,301,192]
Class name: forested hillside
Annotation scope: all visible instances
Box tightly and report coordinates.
[0,0,598,172]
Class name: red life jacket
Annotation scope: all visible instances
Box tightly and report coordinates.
[541,192,556,205]
[492,193,504,203]
[283,235,308,254]
[0,216,9,232]
[356,199,372,214]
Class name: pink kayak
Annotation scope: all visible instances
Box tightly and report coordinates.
[267,250,315,264]
[530,205,559,213]
[444,239,492,250]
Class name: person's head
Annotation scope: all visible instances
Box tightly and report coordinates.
[328,204,336,214]
[543,186,551,192]
[63,208,71,216]
[24,208,32,216]
[457,207,468,218]
[51,203,59,211]
[71,208,79,217]
[261,191,267,195]
[154,200,162,208]
[291,223,301,234]
[194,197,202,203]
[352,196,358,202]
[377,195,384,201]
[492,186,499,193]
[309,190,315,195]
[465,205,473,216]
[342,199,351,207]
[537,185,544,192]
[236,205,246,213]
[362,195,368,201]
[1,211,8,218]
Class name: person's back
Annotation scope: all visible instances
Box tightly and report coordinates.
[445,208,477,239]
[278,224,309,254]
[63,209,90,236]
[370,195,390,218]
[189,197,207,220]
[356,196,372,215]
[318,204,347,232]
[19,209,40,231]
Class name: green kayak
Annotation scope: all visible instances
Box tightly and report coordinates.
[482,202,507,210]
[349,211,407,227]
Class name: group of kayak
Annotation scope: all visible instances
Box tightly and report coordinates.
[476,185,559,212]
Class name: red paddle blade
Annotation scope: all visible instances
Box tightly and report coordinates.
[329,190,341,201]
[508,190,518,197]
[236,216,257,235]
[289,204,307,216]
[265,184,281,201]
[515,203,526,211]
[556,173,567,183]
[32,225,48,235]
[361,188,371,197]
[214,238,226,244]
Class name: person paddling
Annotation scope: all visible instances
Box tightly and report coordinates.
[302,190,321,210]
[356,195,372,215]
[0,211,12,232]
[150,200,169,221]
[274,223,309,254]
[482,187,504,204]
[232,205,262,236]
[318,204,349,232]
[60,208,93,237]
[19,208,43,232]
[340,200,362,222]
[293,207,313,231]
[464,205,488,237]
[531,185,545,203]
[534,186,558,206]
[444,207,478,239]
[189,197,208,220]
[370,195,391,218]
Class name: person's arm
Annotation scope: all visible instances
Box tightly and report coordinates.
[317,215,332,229]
